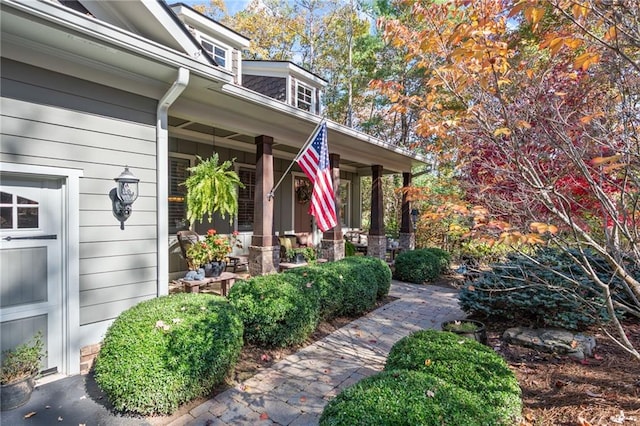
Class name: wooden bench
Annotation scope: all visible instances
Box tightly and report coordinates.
[227,255,249,273]
[279,261,307,271]
[178,272,238,296]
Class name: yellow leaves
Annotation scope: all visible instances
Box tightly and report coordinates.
[574,52,600,71]
[571,4,589,19]
[516,120,531,129]
[499,231,547,245]
[523,6,546,31]
[494,127,511,137]
[424,359,432,366]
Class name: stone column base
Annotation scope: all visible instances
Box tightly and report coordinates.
[367,235,387,259]
[320,239,345,262]
[399,232,415,251]
[249,245,279,276]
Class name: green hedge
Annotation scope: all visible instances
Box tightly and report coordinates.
[393,248,450,284]
[321,329,522,425]
[94,293,243,415]
[323,259,378,316]
[284,264,345,320]
[319,370,509,426]
[341,256,392,299]
[458,247,626,330]
[228,273,320,347]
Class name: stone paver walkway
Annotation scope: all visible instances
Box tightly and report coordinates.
[169,281,464,426]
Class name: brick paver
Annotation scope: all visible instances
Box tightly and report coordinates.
[182,281,464,425]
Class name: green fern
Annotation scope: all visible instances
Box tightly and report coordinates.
[183,154,243,225]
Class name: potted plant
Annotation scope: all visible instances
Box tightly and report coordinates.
[286,247,316,264]
[1,333,45,411]
[186,229,242,277]
[441,319,487,345]
[183,154,243,226]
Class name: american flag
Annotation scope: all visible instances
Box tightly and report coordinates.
[296,122,338,232]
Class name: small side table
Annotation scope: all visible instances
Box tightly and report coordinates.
[180,272,238,296]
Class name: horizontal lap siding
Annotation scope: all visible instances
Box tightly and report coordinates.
[0,59,159,326]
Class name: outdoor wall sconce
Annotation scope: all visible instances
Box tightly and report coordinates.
[110,166,139,230]
[411,208,420,231]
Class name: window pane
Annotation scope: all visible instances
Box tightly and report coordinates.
[297,84,312,112]
[238,167,255,231]
[0,192,11,204]
[17,207,38,229]
[17,196,37,205]
[169,157,190,233]
[0,207,12,229]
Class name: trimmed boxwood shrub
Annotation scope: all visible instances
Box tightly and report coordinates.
[319,370,512,426]
[323,258,377,316]
[424,247,451,273]
[458,247,626,330]
[285,264,345,320]
[341,256,392,299]
[393,248,444,284]
[228,273,320,347]
[385,330,521,419]
[94,293,243,415]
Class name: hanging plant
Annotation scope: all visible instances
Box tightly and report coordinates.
[183,154,243,225]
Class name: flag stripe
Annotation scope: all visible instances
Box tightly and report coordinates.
[295,123,337,232]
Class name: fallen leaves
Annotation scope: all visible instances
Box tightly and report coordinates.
[24,412,37,419]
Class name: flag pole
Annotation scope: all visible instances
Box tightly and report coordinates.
[267,118,326,200]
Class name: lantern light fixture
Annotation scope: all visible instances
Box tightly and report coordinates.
[111,166,139,229]
[411,208,419,231]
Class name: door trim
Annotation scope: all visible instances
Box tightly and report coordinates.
[1,162,83,376]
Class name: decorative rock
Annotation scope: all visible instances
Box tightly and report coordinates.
[503,327,596,361]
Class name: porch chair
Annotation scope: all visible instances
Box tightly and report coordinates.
[177,230,200,270]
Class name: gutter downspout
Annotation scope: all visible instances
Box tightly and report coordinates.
[157,67,189,296]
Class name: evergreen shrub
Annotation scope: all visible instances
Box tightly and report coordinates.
[285,264,345,320]
[228,273,320,347]
[341,256,392,299]
[393,248,446,284]
[458,248,626,330]
[323,258,377,316]
[94,293,243,415]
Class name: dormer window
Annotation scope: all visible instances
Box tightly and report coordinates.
[296,82,313,112]
[202,39,228,69]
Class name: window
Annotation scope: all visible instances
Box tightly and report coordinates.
[339,181,350,226]
[0,191,39,229]
[237,166,255,231]
[202,39,227,68]
[169,155,191,234]
[296,82,313,112]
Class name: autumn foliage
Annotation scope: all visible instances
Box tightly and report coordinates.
[376,0,640,360]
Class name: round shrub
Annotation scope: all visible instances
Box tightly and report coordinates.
[393,249,442,284]
[285,264,345,320]
[324,258,377,316]
[228,273,320,347]
[424,247,451,273]
[385,330,521,419]
[340,256,392,299]
[94,293,243,415]
[319,370,512,426]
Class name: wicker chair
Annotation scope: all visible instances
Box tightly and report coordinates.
[176,230,200,270]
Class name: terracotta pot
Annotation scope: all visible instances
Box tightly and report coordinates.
[1,374,36,411]
[441,319,487,345]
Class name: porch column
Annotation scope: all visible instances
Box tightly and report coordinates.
[399,172,415,251]
[249,135,278,275]
[321,153,344,261]
[368,164,386,259]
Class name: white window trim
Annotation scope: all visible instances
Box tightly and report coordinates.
[0,162,83,376]
[295,81,315,112]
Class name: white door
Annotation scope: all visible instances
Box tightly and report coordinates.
[0,176,64,375]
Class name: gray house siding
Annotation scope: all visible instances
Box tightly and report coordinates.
[0,59,158,326]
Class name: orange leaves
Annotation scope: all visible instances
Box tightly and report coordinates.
[494,127,512,137]
[574,52,601,71]
[523,6,546,32]
[590,154,622,166]
[529,222,559,235]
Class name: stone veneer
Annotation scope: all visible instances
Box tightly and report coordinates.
[367,235,387,259]
[399,232,415,251]
[249,245,279,276]
[320,239,345,262]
